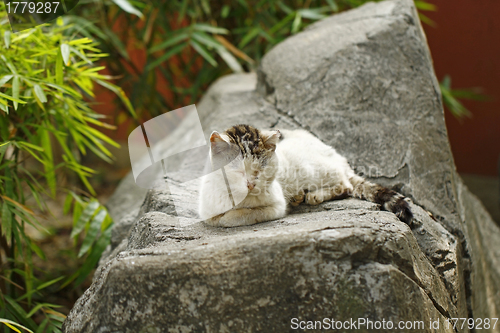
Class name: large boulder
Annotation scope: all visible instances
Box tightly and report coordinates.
[63,0,500,332]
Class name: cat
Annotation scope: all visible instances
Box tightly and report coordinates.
[198,124,413,227]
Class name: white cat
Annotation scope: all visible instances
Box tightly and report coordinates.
[199,124,412,227]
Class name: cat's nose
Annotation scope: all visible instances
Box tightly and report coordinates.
[247,181,255,190]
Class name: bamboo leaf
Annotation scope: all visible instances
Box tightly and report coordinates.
[0,74,13,87]
[112,0,144,18]
[35,319,49,333]
[0,91,26,104]
[415,0,437,11]
[214,35,254,64]
[4,296,37,330]
[190,40,217,67]
[238,27,260,48]
[3,30,11,49]
[216,47,243,73]
[73,227,111,286]
[292,12,302,34]
[146,43,187,71]
[61,43,70,66]
[70,200,100,238]
[13,76,19,110]
[326,0,339,12]
[193,23,229,35]
[34,85,47,103]
[78,209,107,257]
[1,201,12,238]
[40,128,56,197]
[56,49,63,85]
[1,195,35,216]
[25,304,45,319]
[63,193,73,215]
[298,8,329,20]
[30,242,46,260]
[148,32,189,53]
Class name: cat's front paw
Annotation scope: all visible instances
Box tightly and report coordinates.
[218,209,253,227]
[305,191,324,205]
[290,193,305,206]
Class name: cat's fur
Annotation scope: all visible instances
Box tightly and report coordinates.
[199,124,413,227]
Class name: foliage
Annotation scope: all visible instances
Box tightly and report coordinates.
[62,0,424,122]
[439,75,487,119]
[67,0,477,124]
[0,3,131,331]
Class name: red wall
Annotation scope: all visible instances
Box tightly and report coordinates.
[422,0,500,176]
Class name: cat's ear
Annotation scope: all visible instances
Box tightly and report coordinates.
[262,130,281,151]
[210,131,230,154]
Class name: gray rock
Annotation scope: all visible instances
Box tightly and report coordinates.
[63,0,500,332]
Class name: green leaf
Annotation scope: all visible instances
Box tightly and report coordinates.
[148,32,189,53]
[17,141,44,152]
[146,43,187,71]
[78,209,107,257]
[238,27,260,49]
[193,23,229,35]
[30,242,46,260]
[25,304,45,319]
[16,276,65,303]
[61,43,70,66]
[415,1,437,11]
[192,32,221,49]
[4,30,11,49]
[40,127,56,197]
[418,13,436,27]
[190,40,217,67]
[216,47,243,73]
[326,0,339,12]
[1,201,12,238]
[0,141,9,163]
[34,84,47,103]
[0,102,8,113]
[0,91,26,104]
[56,49,63,85]
[4,296,37,331]
[221,5,230,18]
[35,318,49,333]
[12,76,19,110]
[292,12,302,34]
[0,74,13,87]
[112,0,144,18]
[70,200,100,238]
[74,227,112,286]
[63,193,73,215]
[298,8,327,20]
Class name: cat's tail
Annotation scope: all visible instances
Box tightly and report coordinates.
[349,175,413,224]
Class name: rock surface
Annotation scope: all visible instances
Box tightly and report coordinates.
[63,0,500,332]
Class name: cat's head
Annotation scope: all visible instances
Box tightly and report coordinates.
[210,124,281,195]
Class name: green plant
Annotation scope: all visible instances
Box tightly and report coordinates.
[0,4,133,331]
[64,0,433,122]
[439,75,487,119]
[68,0,480,124]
